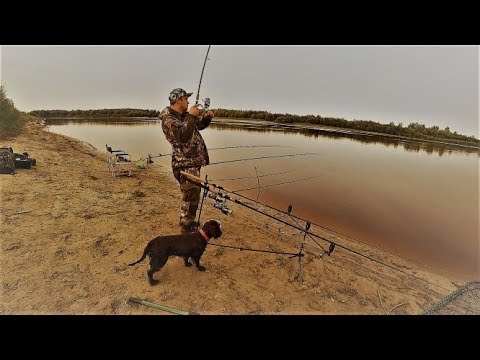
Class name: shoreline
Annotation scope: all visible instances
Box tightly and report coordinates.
[43,116,480,151]
[0,121,462,314]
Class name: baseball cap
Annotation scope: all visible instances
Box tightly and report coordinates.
[169,88,193,103]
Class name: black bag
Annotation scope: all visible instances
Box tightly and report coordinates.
[23,152,36,166]
[13,153,32,169]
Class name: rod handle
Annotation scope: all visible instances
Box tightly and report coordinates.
[180,171,204,186]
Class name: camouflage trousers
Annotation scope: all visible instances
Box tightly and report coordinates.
[173,167,201,228]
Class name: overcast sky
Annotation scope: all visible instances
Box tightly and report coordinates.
[1,45,478,137]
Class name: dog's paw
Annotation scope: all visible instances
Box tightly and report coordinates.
[196,265,206,272]
[185,262,192,267]
[149,279,160,286]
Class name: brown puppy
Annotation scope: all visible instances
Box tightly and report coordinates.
[129,219,222,285]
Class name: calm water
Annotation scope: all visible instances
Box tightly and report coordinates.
[47,118,479,281]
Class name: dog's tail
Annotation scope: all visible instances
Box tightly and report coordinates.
[128,243,150,266]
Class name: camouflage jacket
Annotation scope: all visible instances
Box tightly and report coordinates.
[160,106,212,169]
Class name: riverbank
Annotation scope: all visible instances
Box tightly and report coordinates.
[0,121,460,314]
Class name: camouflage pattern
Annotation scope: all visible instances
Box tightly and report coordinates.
[0,147,15,174]
[161,102,212,230]
[160,106,211,169]
[173,167,201,229]
[168,88,193,104]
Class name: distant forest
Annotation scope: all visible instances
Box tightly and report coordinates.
[30,108,159,118]
[30,108,479,147]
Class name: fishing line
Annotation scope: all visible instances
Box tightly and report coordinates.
[211,169,294,182]
[208,152,319,166]
[145,145,294,161]
[231,175,322,193]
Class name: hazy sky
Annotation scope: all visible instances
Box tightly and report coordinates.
[1,45,478,136]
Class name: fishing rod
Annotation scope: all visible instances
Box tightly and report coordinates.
[231,175,322,193]
[128,297,194,315]
[181,170,334,243]
[208,152,319,166]
[195,45,211,111]
[179,171,451,291]
[144,145,294,163]
[221,174,429,269]
[212,169,294,181]
[201,167,442,272]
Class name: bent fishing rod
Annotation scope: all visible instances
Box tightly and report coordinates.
[195,45,211,110]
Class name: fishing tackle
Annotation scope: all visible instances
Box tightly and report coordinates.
[328,242,336,256]
[195,45,212,112]
[178,166,452,289]
[144,145,295,164]
[208,192,233,215]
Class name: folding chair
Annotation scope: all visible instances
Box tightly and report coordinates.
[106,144,132,177]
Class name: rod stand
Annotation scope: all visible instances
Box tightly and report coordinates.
[196,174,209,228]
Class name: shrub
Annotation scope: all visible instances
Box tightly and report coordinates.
[0,86,24,138]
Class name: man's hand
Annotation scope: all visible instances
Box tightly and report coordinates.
[189,105,200,117]
[204,110,214,119]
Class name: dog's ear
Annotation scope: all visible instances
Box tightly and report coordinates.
[202,221,213,238]
[213,221,222,238]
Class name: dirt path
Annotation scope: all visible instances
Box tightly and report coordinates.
[0,121,459,314]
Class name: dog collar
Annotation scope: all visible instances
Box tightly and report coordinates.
[199,229,210,242]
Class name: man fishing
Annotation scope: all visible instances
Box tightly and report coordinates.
[160,88,214,232]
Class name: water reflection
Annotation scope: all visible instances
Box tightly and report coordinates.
[210,122,480,157]
[45,118,161,126]
[45,118,479,157]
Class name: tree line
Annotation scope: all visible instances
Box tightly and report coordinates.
[213,109,480,147]
[30,108,158,118]
[30,107,479,146]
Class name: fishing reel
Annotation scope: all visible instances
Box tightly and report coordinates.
[196,97,211,112]
[146,153,154,164]
[208,192,232,215]
[145,153,163,164]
